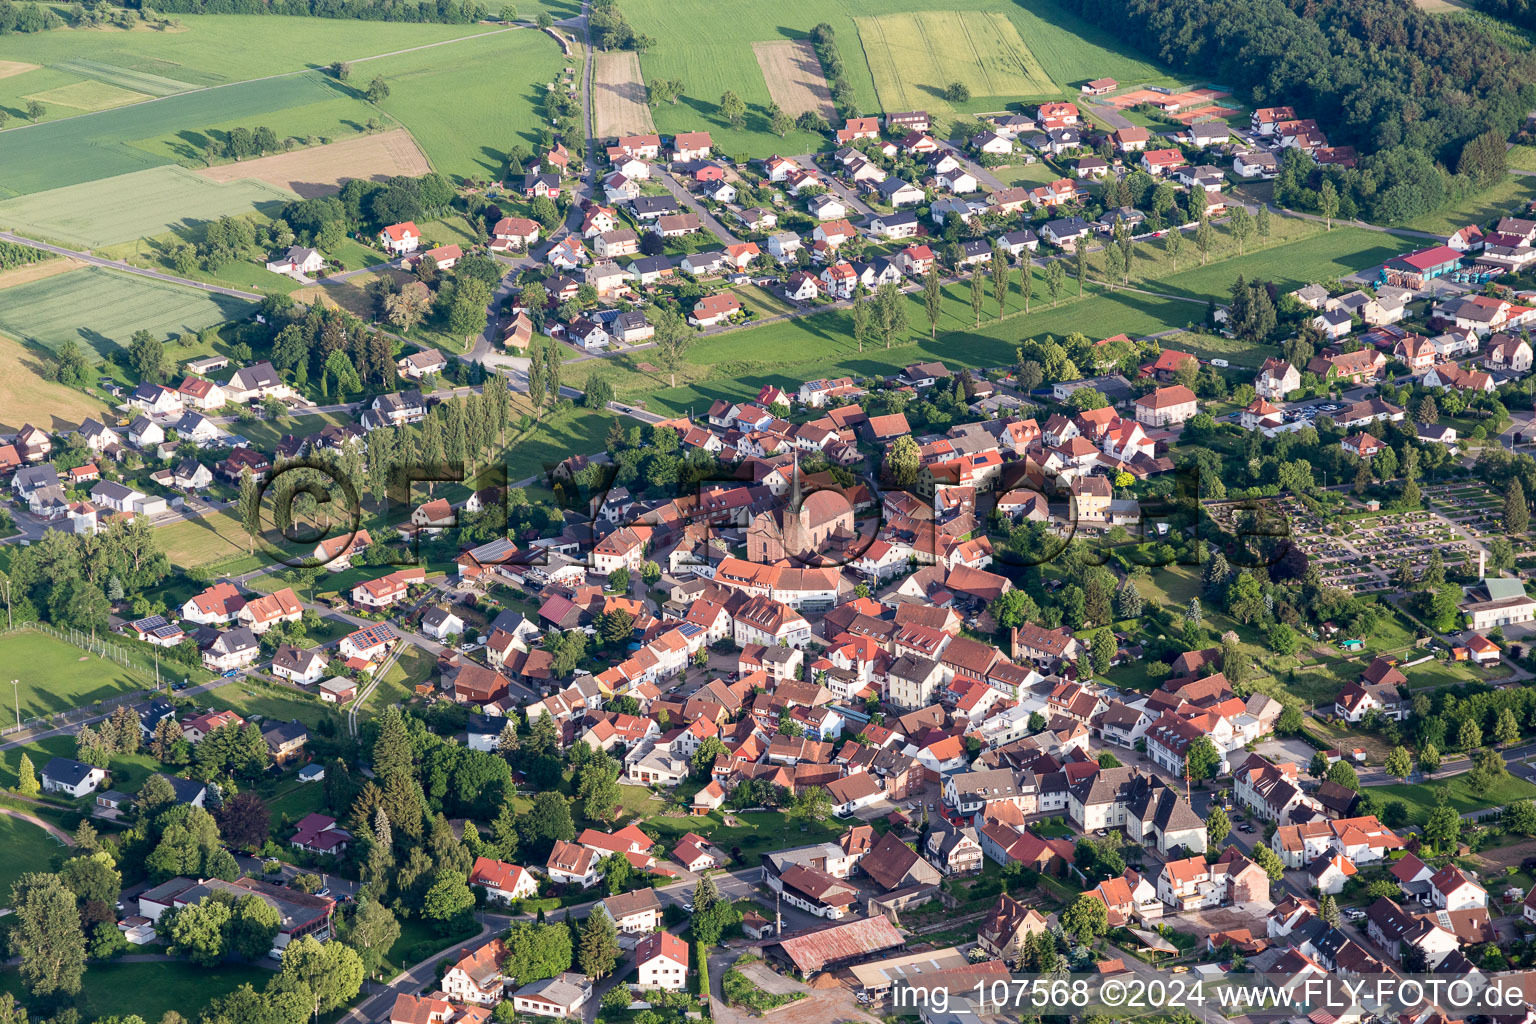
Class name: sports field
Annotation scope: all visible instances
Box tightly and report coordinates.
[0,331,110,433]
[856,11,1056,110]
[0,165,296,248]
[0,630,153,720]
[0,265,252,362]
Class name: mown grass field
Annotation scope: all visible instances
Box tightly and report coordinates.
[0,960,273,1023]
[0,165,296,248]
[0,330,110,432]
[0,265,252,361]
[22,78,150,112]
[0,631,155,720]
[0,14,498,127]
[624,0,1174,157]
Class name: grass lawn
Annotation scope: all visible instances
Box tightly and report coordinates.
[0,815,69,908]
[370,642,438,708]
[1150,329,1275,369]
[0,331,111,433]
[0,265,252,363]
[1371,772,1536,825]
[0,959,274,1022]
[0,731,163,798]
[1508,147,1536,173]
[1125,223,1406,302]
[1403,175,1536,236]
[0,630,156,720]
[154,509,258,569]
[205,682,340,731]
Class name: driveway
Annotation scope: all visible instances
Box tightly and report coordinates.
[656,173,743,244]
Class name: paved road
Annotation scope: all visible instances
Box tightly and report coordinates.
[656,172,742,245]
[0,231,266,301]
[792,154,874,217]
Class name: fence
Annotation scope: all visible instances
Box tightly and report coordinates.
[0,623,159,739]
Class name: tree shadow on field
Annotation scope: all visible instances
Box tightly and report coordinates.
[168,128,214,164]
[76,327,120,363]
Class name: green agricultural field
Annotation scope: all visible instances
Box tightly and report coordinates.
[0,165,296,248]
[623,0,1174,157]
[856,11,1057,113]
[0,630,155,720]
[22,78,150,112]
[0,265,251,361]
[0,72,366,197]
[577,282,1206,417]
[0,14,499,126]
[367,28,568,179]
[0,960,273,1023]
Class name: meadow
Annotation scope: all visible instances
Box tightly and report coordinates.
[0,165,296,248]
[0,630,155,720]
[0,265,252,361]
[155,508,259,569]
[0,71,370,197]
[0,331,110,432]
[1403,174,1536,235]
[623,0,1175,157]
[0,14,499,126]
[368,29,568,180]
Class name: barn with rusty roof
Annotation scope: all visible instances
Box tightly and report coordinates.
[764,916,905,976]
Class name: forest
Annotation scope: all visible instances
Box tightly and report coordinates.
[1056,0,1536,223]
